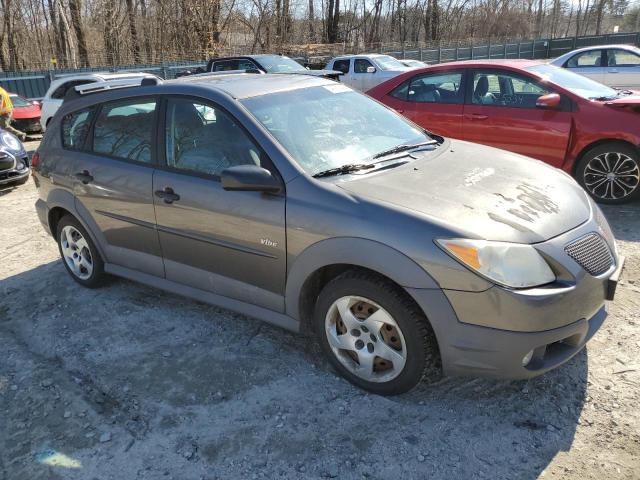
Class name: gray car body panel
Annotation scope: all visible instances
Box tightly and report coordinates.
[34,74,619,380]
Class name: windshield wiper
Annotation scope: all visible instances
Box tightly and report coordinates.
[312,163,375,178]
[371,140,438,160]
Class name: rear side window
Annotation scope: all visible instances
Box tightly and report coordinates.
[61,107,95,150]
[407,72,464,104]
[93,99,157,163]
[333,59,350,74]
[51,80,97,100]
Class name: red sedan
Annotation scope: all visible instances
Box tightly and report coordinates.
[368,60,640,204]
[9,93,42,134]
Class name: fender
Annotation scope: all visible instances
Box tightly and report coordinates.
[45,187,109,262]
[285,237,440,320]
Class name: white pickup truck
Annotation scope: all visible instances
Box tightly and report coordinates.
[325,54,416,92]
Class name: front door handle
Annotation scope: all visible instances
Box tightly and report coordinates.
[74,170,93,184]
[608,69,618,73]
[469,113,488,120]
[155,187,180,204]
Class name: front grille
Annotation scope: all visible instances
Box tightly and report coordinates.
[565,233,614,276]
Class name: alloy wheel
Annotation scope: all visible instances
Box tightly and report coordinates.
[583,151,640,201]
[60,225,94,280]
[324,295,407,383]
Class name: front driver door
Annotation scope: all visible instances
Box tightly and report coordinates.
[462,69,572,168]
[153,96,287,312]
[563,49,605,84]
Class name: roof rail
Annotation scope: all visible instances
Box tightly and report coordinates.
[63,76,162,102]
[178,69,263,79]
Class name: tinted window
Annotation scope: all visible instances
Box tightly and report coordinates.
[93,99,156,163]
[62,107,95,150]
[354,59,374,73]
[165,98,261,177]
[212,60,239,71]
[566,50,603,68]
[608,49,640,67]
[238,59,259,70]
[390,81,409,100]
[472,70,550,108]
[407,72,464,104]
[333,59,350,74]
[9,95,31,107]
[51,80,97,99]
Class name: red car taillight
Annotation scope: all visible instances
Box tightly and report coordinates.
[31,151,40,171]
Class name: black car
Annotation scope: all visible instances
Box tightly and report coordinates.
[0,129,29,186]
[205,54,342,80]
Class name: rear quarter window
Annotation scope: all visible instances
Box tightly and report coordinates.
[61,107,95,150]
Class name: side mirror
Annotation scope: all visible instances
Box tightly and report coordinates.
[221,165,281,193]
[536,93,561,110]
[366,66,376,74]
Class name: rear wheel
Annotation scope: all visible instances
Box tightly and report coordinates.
[56,215,105,288]
[576,143,640,204]
[314,270,441,395]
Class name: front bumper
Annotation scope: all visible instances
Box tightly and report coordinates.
[0,152,30,185]
[12,118,42,134]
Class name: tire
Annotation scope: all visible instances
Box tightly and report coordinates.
[314,270,441,395]
[575,143,640,204]
[56,215,106,288]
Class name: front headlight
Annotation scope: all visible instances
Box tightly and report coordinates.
[0,131,22,151]
[436,238,556,288]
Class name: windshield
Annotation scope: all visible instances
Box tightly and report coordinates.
[374,55,407,70]
[526,64,618,100]
[242,84,430,176]
[258,55,307,73]
[9,95,32,107]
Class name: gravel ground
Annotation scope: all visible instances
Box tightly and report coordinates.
[1,140,639,480]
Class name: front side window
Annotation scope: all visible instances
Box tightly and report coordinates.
[566,50,603,68]
[607,49,640,67]
[242,85,429,176]
[472,70,550,108]
[407,72,464,104]
[62,107,95,150]
[354,59,374,73]
[165,98,261,177]
[93,99,156,163]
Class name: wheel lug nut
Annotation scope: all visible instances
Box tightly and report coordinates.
[366,343,374,353]
[361,326,369,333]
[351,329,361,337]
[355,340,364,350]
[370,334,377,342]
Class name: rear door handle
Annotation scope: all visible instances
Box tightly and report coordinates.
[469,114,488,120]
[608,69,618,73]
[74,170,93,184]
[155,187,180,204]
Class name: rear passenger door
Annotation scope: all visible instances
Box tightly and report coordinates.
[387,70,466,139]
[68,97,164,277]
[605,48,640,89]
[152,96,286,312]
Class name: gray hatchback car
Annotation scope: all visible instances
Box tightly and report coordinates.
[33,73,623,395]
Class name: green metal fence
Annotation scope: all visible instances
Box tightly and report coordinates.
[1,31,638,99]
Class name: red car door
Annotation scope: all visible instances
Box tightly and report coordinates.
[382,70,466,139]
[462,68,572,168]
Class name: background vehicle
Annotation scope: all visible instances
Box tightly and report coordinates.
[549,45,640,89]
[369,59,640,204]
[325,54,415,91]
[33,74,620,395]
[206,54,342,80]
[0,128,29,186]
[9,93,42,134]
[400,59,428,68]
[40,72,158,131]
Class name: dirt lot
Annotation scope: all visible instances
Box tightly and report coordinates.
[1,140,639,480]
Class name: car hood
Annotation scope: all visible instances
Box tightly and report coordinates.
[12,104,41,119]
[604,94,640,110]
[337,140,591,244]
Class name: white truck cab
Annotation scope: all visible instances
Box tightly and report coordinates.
[325,54,415,92]
[40,72,157,131]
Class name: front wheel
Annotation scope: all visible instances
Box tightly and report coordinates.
[314,270,441,395]
[576,143,640,204]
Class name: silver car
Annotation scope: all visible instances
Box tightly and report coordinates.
[33,74,623,395]
[550,44,640,90]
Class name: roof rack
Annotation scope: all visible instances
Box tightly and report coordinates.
[63,76,162,102]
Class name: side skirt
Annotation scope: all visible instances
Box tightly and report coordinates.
[104,263,300,333]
